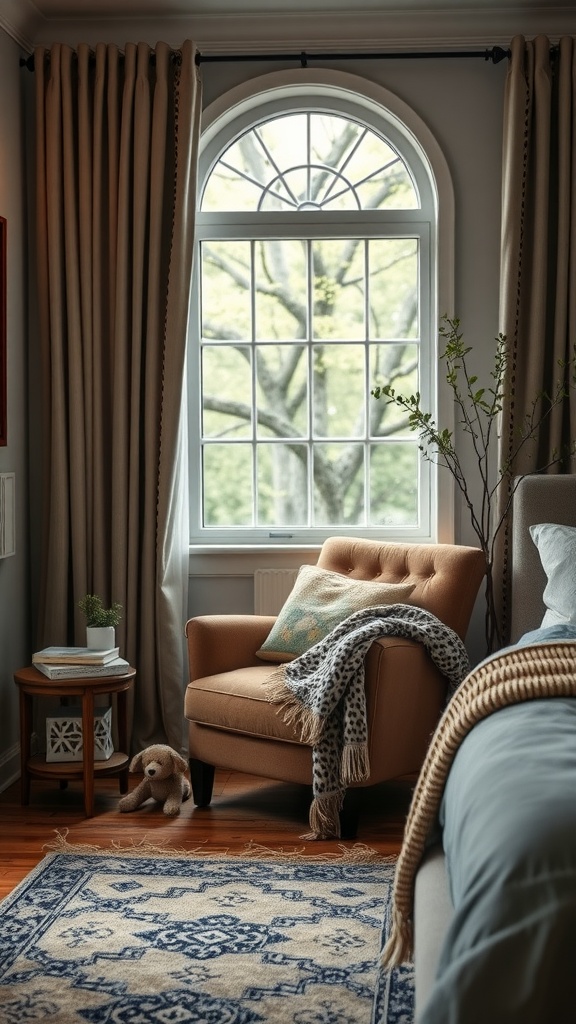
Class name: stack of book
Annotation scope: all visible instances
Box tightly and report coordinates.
[32,646,130,680]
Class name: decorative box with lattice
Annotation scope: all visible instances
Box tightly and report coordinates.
[46,705,114,762]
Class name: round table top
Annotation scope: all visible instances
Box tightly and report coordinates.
[14,665,136,695]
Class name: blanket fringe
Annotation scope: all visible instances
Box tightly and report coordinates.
[341,742,370,784]
[43,829,387,863]
[381,909,413,968]
[300,793,343,840]
[266,669,324,744]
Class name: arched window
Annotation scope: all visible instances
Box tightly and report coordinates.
[189,71,453,546]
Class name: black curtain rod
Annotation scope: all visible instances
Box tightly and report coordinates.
[195,46,510,66]
[20,45,511,72]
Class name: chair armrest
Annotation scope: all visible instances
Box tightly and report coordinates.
[363,635,448,781]
[185,615,276,678]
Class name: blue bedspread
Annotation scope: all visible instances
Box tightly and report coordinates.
[420,625,576,1023]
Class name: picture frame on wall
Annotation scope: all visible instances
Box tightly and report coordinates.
[0,216,5,447]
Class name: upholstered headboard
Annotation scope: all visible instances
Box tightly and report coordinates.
[511,474,576,642]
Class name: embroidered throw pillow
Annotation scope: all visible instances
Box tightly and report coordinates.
[256,564,415,663]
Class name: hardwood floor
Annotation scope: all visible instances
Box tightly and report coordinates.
[0,769,413,899]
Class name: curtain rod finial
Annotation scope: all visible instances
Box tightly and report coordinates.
[488,46,510,64]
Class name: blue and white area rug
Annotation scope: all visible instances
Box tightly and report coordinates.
[0,845,413,1023]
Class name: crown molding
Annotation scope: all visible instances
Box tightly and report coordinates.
[0,0,42,52]
[4,6,576,55]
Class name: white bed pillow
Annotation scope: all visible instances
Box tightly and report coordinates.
[530,522,576,627]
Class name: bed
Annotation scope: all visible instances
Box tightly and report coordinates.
[387,474,576,1023]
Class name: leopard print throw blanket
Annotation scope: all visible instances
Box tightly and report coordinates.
[265,604,469,841]
[381,639,576,969]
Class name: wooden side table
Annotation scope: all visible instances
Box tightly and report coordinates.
[14,665,136,818]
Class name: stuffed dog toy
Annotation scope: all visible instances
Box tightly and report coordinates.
[118,744,191,816]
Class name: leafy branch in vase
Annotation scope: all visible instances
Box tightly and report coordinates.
[372,314,576,654]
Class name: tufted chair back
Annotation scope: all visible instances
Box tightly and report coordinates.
[317,537,485,640]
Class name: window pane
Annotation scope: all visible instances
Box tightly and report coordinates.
[313,114,418,210]
[354,159,418,211]
[313,344,365,438]
[370,443,419,526]
[313,443,364,525]
[312,240,365,339]
[257,444,308,525]
[256,345,308,438]
[368,238,419,339]
[202,346,252,438]
[370,343,419,434]
[202,162,260,212]
[201,112,419,213]
[201,241,252,340]
[257,113,308,174]
[255,240,307,341]
[203,444,253,526]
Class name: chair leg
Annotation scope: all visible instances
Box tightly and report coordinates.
[339,788,360,840]
[189,758,215,807]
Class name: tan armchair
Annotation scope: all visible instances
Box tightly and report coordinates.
[184,537,485,827]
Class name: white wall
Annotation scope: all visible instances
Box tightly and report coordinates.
[0,26,30,791]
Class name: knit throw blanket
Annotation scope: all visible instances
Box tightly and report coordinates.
[265,604,470,841]
[381,639,576,969]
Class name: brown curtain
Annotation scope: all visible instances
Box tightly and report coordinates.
[497,34,576,642]
[34,40,202,752]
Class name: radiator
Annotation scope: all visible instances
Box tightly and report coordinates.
[254,568,298,615]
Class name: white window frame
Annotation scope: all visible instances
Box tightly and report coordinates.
[188,69,455,551]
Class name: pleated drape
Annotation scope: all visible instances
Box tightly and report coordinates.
[34,40,202,752]
[496,34,576,644]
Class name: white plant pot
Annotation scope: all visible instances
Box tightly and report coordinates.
[86,626,116,651]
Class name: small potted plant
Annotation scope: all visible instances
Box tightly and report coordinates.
[79,594,123,650]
